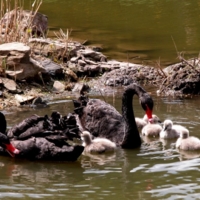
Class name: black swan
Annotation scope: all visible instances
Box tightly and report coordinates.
[82,131,116,154]
[0,112,19,157]
[0,111,84,161]
[160,119,189,139]
[73,83,154,149]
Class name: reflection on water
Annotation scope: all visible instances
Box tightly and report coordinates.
[23,0,200,66]
[1,87,200,199]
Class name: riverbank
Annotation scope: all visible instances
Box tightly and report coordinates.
[0,9,200,110]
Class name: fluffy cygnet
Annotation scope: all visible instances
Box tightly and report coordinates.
[140,114,162,137]
[82,131,117,154]
[136,114,161,129]
[176,131,200,150]
[160,119,188,139]
[142,124,162,137]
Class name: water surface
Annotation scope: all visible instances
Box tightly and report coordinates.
[1,87,200,199]
[3,0,200,199]
[25,0,200,66]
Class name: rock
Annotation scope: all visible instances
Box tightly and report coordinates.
[1,77,17,91]
[67,62,80,73]
[41,58,64,78]
[0,42,30,64]
[31,97,48,108]
[5,69,23,77]
[0,9,48,37]
[0,42,45,80]
[0,42,46,80]
[70,57,80,63]
[77,49,107,62]
[95,63,163,87]
[52,81,65,93]
[78,59,86,66]
[65,68,78,81]
[29,38,83,60]
[84,59,97,65]
[72,83,90,94]
[159,59,200,96]
[15,94,35,105]
[83,65,101,76]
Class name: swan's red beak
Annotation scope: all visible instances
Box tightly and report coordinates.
[4,143,20,157]
[145,106,153,123]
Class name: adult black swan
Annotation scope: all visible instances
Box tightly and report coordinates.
[0,111,84,161]
[73,83,154,149]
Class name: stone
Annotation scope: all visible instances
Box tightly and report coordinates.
[31,97,48,108]
[0,42,46,80]
[72,83,90,94]
[78,49,106,61]
[41,59,64,78]
[52,81,65,93]
[15,94,35,104]
[29,38,83,60]
[78,59,86,66]
[70,57,79,63]
[1,77,17,91]
[65,68,78,81]
[0,9,48,37]
[83,65,101,76]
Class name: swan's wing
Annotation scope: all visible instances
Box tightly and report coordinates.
[76,99,124,145]
[7,115,45,138]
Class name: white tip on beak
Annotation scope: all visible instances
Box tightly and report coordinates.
[13,149,20,154]
[148,118,153,123]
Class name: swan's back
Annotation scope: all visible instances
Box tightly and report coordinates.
[73,83,154,149]
[76,99,124,145]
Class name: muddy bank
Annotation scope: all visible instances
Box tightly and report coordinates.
[1,39,200,110]
[0,10,200,109]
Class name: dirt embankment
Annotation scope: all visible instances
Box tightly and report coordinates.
[1,10,200,110]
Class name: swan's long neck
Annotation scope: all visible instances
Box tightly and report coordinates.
[0,112,7,133]
[121,85,145,148]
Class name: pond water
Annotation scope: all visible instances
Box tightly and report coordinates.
[2,0,200,199]
[25,0,200,66]
[1,86,200,199]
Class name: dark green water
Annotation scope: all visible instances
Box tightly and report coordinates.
[2,0,200,199]
[2,86,200,199]
[26,0,200,66]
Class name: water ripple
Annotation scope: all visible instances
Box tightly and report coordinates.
[146,183,200,199]
[145,158,200,174]
[83,169,121,174]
